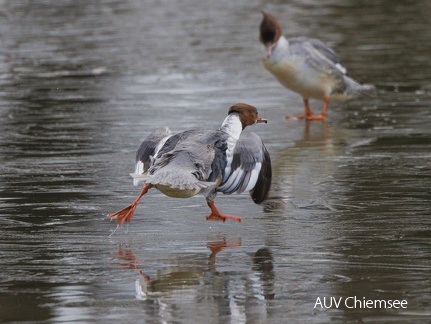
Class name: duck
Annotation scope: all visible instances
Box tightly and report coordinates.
[108,103,272,228]
[259,11,376,120]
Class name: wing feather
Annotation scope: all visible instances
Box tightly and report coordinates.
[290,37,347,83]
[133,127,173,185]
[217,133,272,203]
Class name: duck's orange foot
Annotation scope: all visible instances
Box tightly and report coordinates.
[108,203,138,226]
[304,113,327,120]
[108,185,150,228]
[205,200,242,223]
[285,113,326,120]
[206,212,241,223]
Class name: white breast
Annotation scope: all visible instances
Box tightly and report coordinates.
[218,114,243,181]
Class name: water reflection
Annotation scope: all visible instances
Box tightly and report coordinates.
[114,236,242,295]
[271,120,342,210]
[251,248,275,301]
[112,239,275,321]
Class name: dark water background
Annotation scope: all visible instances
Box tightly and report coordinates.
[0,0,430,322]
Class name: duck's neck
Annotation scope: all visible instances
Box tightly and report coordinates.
[278,35,288,47]
[272,36,288,55]
[219,114,243,140]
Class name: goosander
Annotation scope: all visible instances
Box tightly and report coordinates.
[108,103,272,227]
[259,11,376,120]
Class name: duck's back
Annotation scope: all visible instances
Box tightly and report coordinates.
[136,131,217,198]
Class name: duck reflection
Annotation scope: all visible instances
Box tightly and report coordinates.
[268,119,341,212]
[207,236,242,270]
[115,237,242,297]
[289,119,334,155]
[301,120,330,143]
[252,248,275,300]
[112,239,275,322]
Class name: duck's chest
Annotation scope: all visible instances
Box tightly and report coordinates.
[263,51,336,99]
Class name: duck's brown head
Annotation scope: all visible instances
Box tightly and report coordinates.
[228,103,267,130]
[259,11,282,56]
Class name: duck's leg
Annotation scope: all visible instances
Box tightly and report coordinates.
[285,98,315,120]
[108,185,151,226]
[306,96,329,120]
[303,98,315,118]
[205,200,241,223]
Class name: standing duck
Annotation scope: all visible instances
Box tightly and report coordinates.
[259,11,375,120]
[108,103,272,227]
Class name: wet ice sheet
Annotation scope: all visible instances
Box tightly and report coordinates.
[0,0,431,322]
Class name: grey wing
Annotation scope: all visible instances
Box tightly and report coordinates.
[217,132,272,204]
[303,38,340,65]
[291,37,347,77]
[134,127,173,185]
[155,129,201,158]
